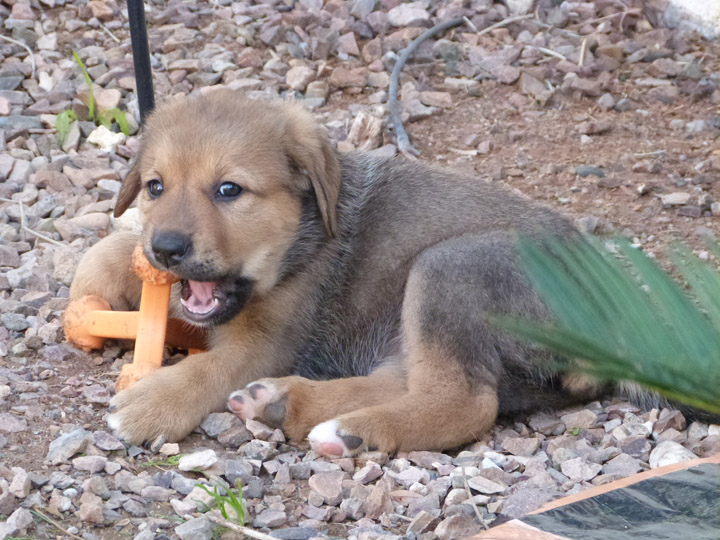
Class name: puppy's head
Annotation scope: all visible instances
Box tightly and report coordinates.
[115,90,341,326]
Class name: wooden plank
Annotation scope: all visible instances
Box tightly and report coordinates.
[472,520,571,540]
[470,453,720,540]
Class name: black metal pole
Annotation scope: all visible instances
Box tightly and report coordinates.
[127,0,155,123]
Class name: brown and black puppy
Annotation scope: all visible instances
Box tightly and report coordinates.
[70,89,599,456]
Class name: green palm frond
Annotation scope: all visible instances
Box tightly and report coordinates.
[495,236,720,415]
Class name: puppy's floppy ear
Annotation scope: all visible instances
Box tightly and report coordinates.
[284,105,341,237]
[114,160,141,217]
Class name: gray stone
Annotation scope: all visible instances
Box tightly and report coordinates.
[201,412,242,437]
[661,192,692,207]
[435,513,483,540]
[501,487,558,519]
[501,436,540,456]
[561,409,598,429]
[175,516,214,540]
[72,455,107,473]
[0,413,27,433]
[269,527,318,540]
[387,4,430,27]
[254,509,287,528]
[1,313,29,332]
[46,428,92,464]
[308,471,345,506]
[649,441,696,469]
[467,475,506,494]
[602,453,642,477]
[560,457,602,482]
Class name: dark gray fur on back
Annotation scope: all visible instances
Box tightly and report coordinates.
[279,152,589,415]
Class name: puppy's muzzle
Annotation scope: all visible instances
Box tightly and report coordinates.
[151,230,192,268]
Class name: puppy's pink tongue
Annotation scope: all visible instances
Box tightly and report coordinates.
[183,280,218,314]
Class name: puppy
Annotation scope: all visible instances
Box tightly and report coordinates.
[70,89,595,456]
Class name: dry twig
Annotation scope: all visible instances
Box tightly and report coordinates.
[461,466,489,530]
[31,509,85,540]
[0,34,36,79]
[205,513,279,540]
[0,197,65,247]
[389,14,532,160]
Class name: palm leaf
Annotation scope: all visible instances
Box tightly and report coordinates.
[495,236,720,415]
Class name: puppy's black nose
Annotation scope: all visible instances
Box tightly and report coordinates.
[151,230,191,267]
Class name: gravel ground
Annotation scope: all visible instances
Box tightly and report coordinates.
[1,0,720,539]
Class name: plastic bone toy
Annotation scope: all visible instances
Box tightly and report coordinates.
[63,246,207,391]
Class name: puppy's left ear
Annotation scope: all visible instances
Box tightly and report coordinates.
[284,107,341,237]
[114,160,141,217]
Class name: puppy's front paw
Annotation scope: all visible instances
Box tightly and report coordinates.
[308,419,367,458]
[228,379,288,428]
[107,367,206,446]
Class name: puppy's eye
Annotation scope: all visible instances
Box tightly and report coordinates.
[216,181,243,200]
[147,179,163,198]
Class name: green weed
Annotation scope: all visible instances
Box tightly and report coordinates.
[195,480,245,525]
[56,50,130,145]
[138,454,183,469]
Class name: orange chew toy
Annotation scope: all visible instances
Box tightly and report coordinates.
[64,246,207,391]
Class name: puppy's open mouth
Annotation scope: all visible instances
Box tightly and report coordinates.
[179,277,254,326]
[180,280,223,321]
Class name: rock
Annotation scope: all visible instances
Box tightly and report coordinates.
[175,516,213,540]
[494,65,521,85]
[83,384,112,405]
[661,192,692,207]
[201,412,242,438]
[87,125,126,152]
[46,428,92,464]
[649,441,696,469]
[8,468,30,498]
[570,77,602,97]
[387,4,430,27]
[254,509,287,528]
[329,67,368,88]
[178,449,217,471]
[435,513,483,540]
[286,66,315,92]
[420,91,452,108]
[78,492,104,523]
[560,457,602,481]
[351,0,377,19]
[577,121,612,135]
[0,413,27,433]
[501,436,540,456]
[347,111,383,150]
[308,471,345,506]
[501,487,558,519]
[337,32,360,56]
[561,410,598,429]
[94,431,124,451]
[602,453,642,477]
[72,455,108,473]
[1,313,29,332]
[467,475,506,494]
[597,93,615,111]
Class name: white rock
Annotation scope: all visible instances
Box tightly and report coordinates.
[178,449,217,471]
[649,441,696,469]
[87,125,126,152]
[387,4,430,26]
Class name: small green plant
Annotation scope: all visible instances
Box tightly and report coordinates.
[138,454,183,469]
[56,50,130,144]
[195,480,245,525]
